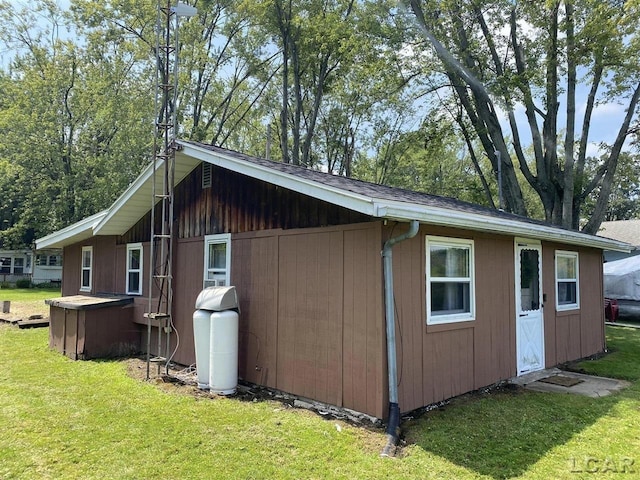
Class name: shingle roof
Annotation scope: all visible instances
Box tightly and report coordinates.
[598,220,640,248]
[189,142,562,231]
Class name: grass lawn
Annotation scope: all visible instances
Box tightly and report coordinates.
[0,288,61,318]
[1,323,639,479]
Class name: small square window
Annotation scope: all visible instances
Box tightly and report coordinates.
[204,234,230,288]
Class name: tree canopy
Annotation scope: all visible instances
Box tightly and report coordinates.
[0,0,639,248]
[403,0,640,233]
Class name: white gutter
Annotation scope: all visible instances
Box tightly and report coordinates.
[374,203,631,253]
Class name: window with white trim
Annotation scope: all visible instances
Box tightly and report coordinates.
[204,234,231,288]
[0,257,11,274]
[555,251,579,310]
[13,257,24,275]
[80,246,93,292]
[126,243,143,295]
[426,236,475,325]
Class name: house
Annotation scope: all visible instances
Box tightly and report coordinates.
[32,249,63,285]
[598,219,640,262]
[36,140,630,421]
[0,248,33,284]
[0,248,63,286]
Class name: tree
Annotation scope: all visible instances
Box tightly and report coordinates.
[0,0,151,245]
[403,0,640,233]
[240,0,405,169]
[583,152,640,221]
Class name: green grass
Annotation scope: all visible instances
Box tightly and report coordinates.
[0,287,61,302]
[0,325,639,479]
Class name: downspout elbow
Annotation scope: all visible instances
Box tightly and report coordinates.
[381,220,419,457]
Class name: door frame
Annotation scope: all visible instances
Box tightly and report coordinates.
[514,238,545,375]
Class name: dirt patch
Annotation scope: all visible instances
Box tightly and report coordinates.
[122,355,384,429]
[0,299,49,320]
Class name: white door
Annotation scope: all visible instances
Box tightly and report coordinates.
[516,241,544,375]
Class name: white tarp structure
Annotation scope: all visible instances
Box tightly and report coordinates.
[604,255,640,301]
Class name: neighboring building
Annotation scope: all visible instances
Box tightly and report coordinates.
[33,249,63,285]
[0,248,62,285]
[36,141,630,420]
[598,219,640,262]
[0,249,33,284]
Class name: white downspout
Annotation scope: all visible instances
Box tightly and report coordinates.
[380,220,419,457]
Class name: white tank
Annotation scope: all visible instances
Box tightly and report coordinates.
[192,309,211,390]
[209,310,239,395]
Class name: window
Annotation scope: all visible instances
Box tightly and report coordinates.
[36,254,61,267]
[426,236,475,325]
[0,257,10,274]
[126,243,143,295]
[555,251,579,310]
[204,234,231,288]
[80,246,93,292]
[13,258,24,275]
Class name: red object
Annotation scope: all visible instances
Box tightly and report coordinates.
[605,298,619,322]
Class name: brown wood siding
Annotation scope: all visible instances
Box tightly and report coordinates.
[62,245,81,295]
[170,238,206,364]
[473,235,516,386]
[162,223,384,418]
[120,163,372,245]
[393,225,516,413]
[62,236,118,295]
[276,231,345,407]
[579,249,605,356]
[543,244,605,367]
[342,226,384,417]
[233,235,279,388]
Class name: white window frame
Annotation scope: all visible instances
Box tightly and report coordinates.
[126,243,143,295]
[555,250,580,311]
[426,236,476,325]
[80,246,93,292]
[0,256,11,274]
[203,234,231,288]
[13,257,24,275]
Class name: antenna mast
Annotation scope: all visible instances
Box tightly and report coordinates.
[145,1,196,379]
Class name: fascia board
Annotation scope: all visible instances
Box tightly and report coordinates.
[375,202,632,253]
[35,210,108,250]
[178,141,377,217]
[92,162,157,235]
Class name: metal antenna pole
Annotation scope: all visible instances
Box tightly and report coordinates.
[145,1,197,380]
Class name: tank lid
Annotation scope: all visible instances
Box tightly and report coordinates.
[195,286,238,311]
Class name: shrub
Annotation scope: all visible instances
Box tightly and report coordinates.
[0,281,11,289]
[34,281,62,290]
[15,279,32,289]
